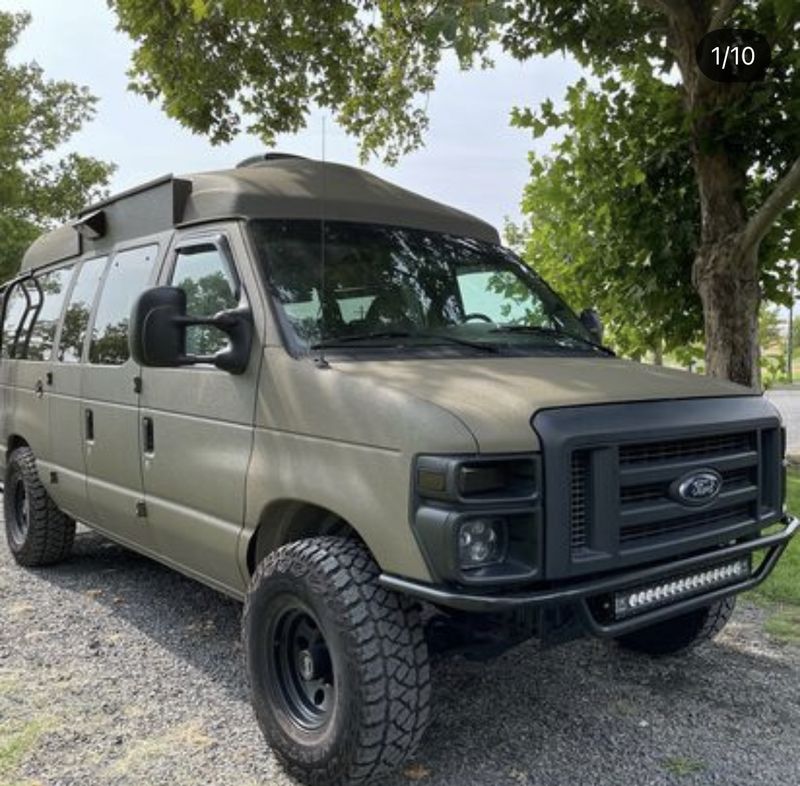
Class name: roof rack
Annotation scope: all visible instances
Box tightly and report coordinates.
[236,152,308,168]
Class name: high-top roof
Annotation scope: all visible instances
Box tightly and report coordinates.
[18,156,499,274]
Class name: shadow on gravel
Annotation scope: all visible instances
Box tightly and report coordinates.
[35,530,247,700]
[30,529,800,786]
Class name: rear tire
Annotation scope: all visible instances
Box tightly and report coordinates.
[243,536,431,786]
[615,597,736,657]
[4,446,75,567]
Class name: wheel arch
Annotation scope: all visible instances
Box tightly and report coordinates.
[5,434,30,462]
[245,499,364,576]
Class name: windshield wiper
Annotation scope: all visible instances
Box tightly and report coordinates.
[490,325,615,356]
[311,330,500,353]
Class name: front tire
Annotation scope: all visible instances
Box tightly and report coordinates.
[615,597,736,657]
[4,446,76,567]
[243,537,431,786]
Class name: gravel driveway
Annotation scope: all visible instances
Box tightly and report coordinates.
[2,523,799,786]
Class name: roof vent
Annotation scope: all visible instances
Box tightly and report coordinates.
[236,152,307,168]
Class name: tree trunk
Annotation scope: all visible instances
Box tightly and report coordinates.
[662,2,762,388]
[652,336,664,366]
[693,237,760,387]
[691,147,760,388]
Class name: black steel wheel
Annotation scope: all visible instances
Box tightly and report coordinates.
[269,599,336,731]
[243,536,431,786]
[3,446,75,566]
[7,473,30,548]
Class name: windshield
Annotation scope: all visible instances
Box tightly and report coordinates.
[250,220,601,354]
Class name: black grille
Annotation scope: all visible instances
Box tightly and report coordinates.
[619,432,754,466]
[620,504,753,543]
[535,397,784,579]
[619,467,754,507]
[568,429,772,555]
[570,451,590,551]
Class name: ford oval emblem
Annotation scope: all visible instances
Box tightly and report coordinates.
[671,469,723,506]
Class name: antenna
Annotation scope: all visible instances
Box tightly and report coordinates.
[316,114,329,368]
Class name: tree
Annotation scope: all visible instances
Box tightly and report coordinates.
[109,0,800,385]
[507,73,705,362]
[0,12,114,282]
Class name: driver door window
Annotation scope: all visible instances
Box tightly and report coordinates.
[457,269,549,326]
[170,243,240,356]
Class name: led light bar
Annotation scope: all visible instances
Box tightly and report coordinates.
[614,557,751,620]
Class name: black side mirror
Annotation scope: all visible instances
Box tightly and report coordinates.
[579,308,604,344]
[129,286,253,374]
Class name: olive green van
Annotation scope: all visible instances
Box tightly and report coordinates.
[1,153,796,786]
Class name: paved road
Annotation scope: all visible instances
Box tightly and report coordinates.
[766,387,800,456]
[2,526,799,786]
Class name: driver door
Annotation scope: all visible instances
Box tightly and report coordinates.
[139,225,262,593]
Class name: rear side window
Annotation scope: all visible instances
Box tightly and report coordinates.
[26,265,75,361]
[1,282,30,358]
[170,243,239,356]
[58,256,107,363]
[89,245,157,365]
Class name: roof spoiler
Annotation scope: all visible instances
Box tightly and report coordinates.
[18,175,193,274]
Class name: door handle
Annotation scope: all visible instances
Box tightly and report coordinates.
[142,416,154,454]
[84,408,94,442]
[34,379,44,398]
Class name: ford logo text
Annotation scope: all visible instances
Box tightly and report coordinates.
[671,469,723,506]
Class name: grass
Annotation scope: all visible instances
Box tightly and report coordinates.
[0,721,45,779]
[749,470,800,606]
[746,469,800,642]
[662,756,707,777]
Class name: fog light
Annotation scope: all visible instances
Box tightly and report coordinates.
[457,518,506,569]
[613,557,751,619]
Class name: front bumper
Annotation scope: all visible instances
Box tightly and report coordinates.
[380,515,798,638]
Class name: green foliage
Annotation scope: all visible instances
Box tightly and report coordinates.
[503,0,800,358]
[508,71,703,358]
[0,12,114,281]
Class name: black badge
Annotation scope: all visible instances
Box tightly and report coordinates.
[696,28,771,83]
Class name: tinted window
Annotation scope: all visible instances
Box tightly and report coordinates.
[251,220,594,354]
[58,256,107,363]
[457,269,548,326]
[1,282,30,358]
[89,245,157,365]
[171,244,239,355]
[26,265,75,360]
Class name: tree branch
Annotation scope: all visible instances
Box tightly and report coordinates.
[741,155,800,253]
[639,0,686,18]
[709,0,740,30]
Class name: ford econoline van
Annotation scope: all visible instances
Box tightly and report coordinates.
[2,153,796,786]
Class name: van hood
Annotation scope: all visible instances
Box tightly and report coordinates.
[330,355,755,452]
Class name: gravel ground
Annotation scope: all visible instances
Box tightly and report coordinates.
[2,523,799,786]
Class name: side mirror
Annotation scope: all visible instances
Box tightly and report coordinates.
[129,286,253,374]
[579,308,604,344]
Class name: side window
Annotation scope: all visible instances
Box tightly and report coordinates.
[457,269,549,327]
[1,282,30,358]
[26,265,75,361]
[89,245,158,365]
[170,243,240,356]
[58,256,107,363]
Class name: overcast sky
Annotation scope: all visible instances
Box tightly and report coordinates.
[2,0,581,233]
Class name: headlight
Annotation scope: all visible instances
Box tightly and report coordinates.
[416,455,539,503]
[412,454,542,586]
[457,517,507,569]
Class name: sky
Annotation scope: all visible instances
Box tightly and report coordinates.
[1,0,582,233]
